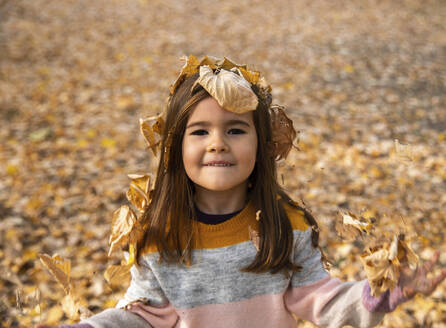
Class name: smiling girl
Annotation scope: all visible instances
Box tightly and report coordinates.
[38,56,446,328]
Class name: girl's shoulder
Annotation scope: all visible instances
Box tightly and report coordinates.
[281,200,309,232]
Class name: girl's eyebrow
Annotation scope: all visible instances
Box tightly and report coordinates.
[186,119,251,129]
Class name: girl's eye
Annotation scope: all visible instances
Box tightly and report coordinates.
[191,129,208,136]
[228,128,245,135]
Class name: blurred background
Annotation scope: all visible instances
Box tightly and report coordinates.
[0,0,445,326]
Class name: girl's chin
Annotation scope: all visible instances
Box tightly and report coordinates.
[195,182,248,193]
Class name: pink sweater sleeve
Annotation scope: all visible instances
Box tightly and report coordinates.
[284,277,385,328]
[284,229,385,328]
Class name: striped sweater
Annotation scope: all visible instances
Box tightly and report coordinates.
[83,201,386,328]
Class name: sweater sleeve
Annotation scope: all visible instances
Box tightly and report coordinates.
[81,256,178,328]
[284,228,385,328]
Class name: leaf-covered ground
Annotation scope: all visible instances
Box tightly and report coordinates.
[0,0,445,326]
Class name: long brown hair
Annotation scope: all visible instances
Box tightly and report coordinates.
[137,72,319,274]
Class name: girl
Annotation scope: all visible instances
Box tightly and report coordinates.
[39,56,446,328]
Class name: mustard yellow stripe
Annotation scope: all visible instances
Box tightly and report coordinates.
[142,200,308,254]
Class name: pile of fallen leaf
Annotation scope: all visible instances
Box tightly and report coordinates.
[0,0,445,327]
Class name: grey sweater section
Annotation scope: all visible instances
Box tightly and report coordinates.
[81,308,152,328]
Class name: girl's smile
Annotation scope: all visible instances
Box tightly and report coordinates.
[182,97,257,213]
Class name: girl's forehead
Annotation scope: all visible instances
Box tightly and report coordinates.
[187,97,254,124]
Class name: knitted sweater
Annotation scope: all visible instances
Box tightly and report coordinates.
[82,201,385,328]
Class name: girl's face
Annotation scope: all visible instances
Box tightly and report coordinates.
[182,97,258,193]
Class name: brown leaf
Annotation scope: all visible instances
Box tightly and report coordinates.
[335,211,374,241]
[39,254,71,294]
[269,105,298,160]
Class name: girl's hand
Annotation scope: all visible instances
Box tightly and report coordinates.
[399,250,446,299]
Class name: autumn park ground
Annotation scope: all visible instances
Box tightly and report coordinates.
[0,0,445,327]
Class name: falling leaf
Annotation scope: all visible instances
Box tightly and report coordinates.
[360,234,419,296]
[269,105,298,160]
[39,254,71,294]
[335,211,374,241]
[108,205,139,257]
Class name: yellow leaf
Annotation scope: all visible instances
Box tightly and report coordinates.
[344,64,354,73]
[101,137,116,149]
[6,164,18,175]
[170,55,200,94]
[46,305,64,324]
[360,234,419,296]
[238,66,260,85]
[39,253,71,294]
[139,114,164,156]
[108,205,138,256]
[76,139,88,148]
[104,263,132,286]
[126,174,152,211]
[61,293,80,320]
[127,243,136,265]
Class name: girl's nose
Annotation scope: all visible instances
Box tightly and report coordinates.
[206,135,228,153]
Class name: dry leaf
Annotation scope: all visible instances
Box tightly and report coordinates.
[104,263,132,286]
[335,211,374,241]
[140,114,165,157]
[39,254,71,294]
[61,293,81,320]
[269,105,298,160]
[170,55,267,96]
[394,139,413,162]
[108,205,138,257]
[360,234,419,296]
[126,174,152,212]
[170,55,200,94]
[193,66,258,114]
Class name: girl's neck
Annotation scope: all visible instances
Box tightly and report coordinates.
[194,182,248,214]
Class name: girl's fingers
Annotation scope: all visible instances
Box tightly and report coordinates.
[127,304,153,322]
[431,268,446,289]
[422,251,440,273]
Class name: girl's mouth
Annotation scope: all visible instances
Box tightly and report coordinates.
[203,161,234,167]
